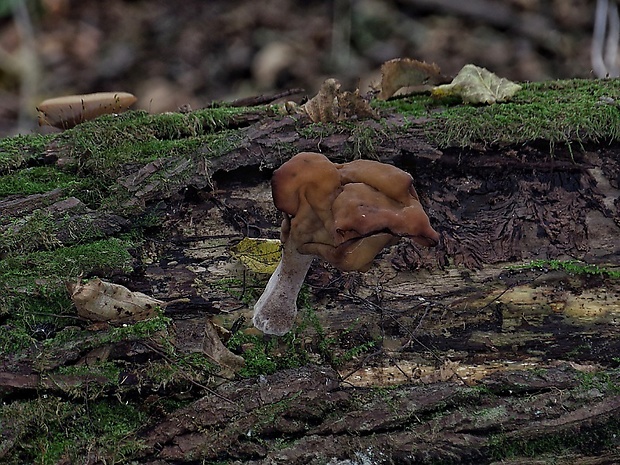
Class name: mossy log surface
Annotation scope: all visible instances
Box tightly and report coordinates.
[0,80,619,464]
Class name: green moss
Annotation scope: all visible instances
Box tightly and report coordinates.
[513,259,620,279]
[0,209,58,254]
[0,322,35,353]
[143,351,219,390]
[379,79,620,148]
[487,416,620,460]
[0,237,134,315]
[296,121,342,139]
[226,332,279,377]
[0,396,147,464]
[227,304,377,376]
[373,94,457,119]
[227,324,313,378]
[0,166,81,197]
[297,121,386,160]
[578,370,620,394]
[0,133,54,173]
[108,313,171,342]
[55,360,121,385]
[346,123,380,159]
[61,108,253,176]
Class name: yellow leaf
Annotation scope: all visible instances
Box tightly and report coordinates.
[431,64,521,104]
[230,238,282,274]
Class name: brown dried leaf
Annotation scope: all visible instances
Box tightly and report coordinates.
[203,320,245,371]
[378,58,444,100]
[67,278,163,323]
[301,78,377,122]
[302,78,341,122]
[339,89,378,120]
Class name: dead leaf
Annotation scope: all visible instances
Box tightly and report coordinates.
[338,88,379,120]
[67,278,163,323]
[431,64,521,104]
[230,237,282,274]
[303,78,340,122]
[301,78,377,123]
[378,58,445,100]
[203,319,245,371]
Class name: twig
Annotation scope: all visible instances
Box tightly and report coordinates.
[225,88,305,108]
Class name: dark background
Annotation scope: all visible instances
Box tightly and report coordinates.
[0,0,602,136]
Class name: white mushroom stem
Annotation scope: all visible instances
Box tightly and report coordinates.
[252,243,314,336]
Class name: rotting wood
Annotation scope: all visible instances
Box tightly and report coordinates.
[1,100,620,463]
[135,364,620,464]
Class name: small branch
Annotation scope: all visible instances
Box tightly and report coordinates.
[222,88,305,108]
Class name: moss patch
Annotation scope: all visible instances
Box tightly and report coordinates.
[488,417,620,461]
[62,107,254,177]
[0,166,81,197]
[0,237,134,316]
[0,396,147,464]
[513,259,620,279]
[0,133,54,173]
[379,79,620,148]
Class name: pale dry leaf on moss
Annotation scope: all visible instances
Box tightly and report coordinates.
[378,58,445,100]
[230,237,282,274]
[67,277,164,323]
[431,64,521,104]
[301,78,377,123]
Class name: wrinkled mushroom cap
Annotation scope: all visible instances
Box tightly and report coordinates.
[271,152,439,272]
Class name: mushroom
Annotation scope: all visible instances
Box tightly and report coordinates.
[37,92,137,129]
[253,152,440,336]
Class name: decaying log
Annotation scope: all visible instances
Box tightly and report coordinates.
[1,90,620,464]
[136,364,620,464]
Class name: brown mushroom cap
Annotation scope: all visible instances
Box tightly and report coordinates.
[271,152,341,217]
[336,159,420,203]
[253,152,439,335]
[271,152,439,272]
[332,182,439,247]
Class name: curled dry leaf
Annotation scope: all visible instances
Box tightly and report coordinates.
[37,91,137,129]
[301,78,377,123]
[67,277,163,323]
[431,64,521,104]
[203,320,245,372]
[378,58,445,100]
